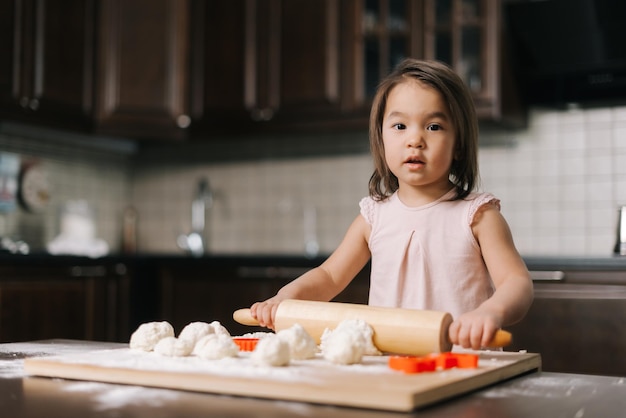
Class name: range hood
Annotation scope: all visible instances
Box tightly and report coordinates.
[504,0,626,107]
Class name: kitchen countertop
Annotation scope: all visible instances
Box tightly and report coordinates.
[1,252,626,271]
[1,340,625,418]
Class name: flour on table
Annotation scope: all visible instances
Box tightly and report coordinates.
[194,334,239,360]
[277,323,317,360]
[250,335,290,367]
[129,321,175,352]
[153,337,194,357]
[320,319,379,364]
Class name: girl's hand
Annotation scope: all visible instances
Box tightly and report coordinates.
[448,309,503,350]
[250,297,284,330]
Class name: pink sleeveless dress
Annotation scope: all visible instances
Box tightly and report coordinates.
[360,189,498,319]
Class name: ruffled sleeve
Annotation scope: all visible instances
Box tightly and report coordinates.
[468,193,501,226]
[359,197,375,225]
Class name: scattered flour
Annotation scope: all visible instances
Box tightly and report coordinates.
[129,321,174,352]
[63,381,180,410]
[250,335,290,367]
[276,324,317,360]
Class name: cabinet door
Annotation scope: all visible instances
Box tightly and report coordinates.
[0,264,130,343]
[0,0,96,130]
[159,266,288,336]
[422,0,525,127]
[190,0,348,136]
[507,282,626,377]
[95,0,191,141]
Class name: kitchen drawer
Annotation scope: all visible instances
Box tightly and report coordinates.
[508,280,626,376]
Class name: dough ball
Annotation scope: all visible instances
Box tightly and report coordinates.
[153,336,194,357]
[250,335,290,367]
[129,321,175,351]
[277,323,317,360]
[195,334,239,360]
[332,319,381,356]
[178,322,214,347]
[209,320,231,337]
[320,328,365,365]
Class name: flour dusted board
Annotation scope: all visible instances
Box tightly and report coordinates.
[24,349,540,412]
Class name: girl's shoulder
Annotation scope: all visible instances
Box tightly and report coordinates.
[465,192,501,223]
[359,194,394,224]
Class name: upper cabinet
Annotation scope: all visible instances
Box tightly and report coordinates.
[0,0,524,143]
[95,0,191,141]
[0,0,97,131]
[422,0,525,128]
[0,0,190,141]
[190,0,363,136]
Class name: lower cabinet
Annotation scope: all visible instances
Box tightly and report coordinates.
[507,273,626,377]
[158,263,370,337]
[0,263,130,343]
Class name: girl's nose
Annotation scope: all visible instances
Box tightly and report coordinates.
[407,132,425,148]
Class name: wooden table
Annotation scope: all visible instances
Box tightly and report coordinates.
[1,340,625,417]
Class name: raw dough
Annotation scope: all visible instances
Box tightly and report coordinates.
[178,322,214,353]
[320,319,380,364]
[209,320,231,337]
[277,323,317,360]
[250,335,290,367]
[332,318,381,356]
[153,336,194,357]
[129,321,175,352]
[321,328,365,365]
[194,334,239,360]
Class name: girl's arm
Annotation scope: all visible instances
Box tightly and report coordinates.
[448,203,534,349]
[250,214,371,329]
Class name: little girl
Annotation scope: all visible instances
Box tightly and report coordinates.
[251,59,533,350]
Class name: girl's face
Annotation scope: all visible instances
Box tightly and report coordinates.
[382,79,456,203]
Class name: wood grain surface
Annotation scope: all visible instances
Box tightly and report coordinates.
[24,348,540,411]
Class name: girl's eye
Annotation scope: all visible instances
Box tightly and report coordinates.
[392,123,406,130]
[427,123,442,131]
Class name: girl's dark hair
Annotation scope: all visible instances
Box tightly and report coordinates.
[368,58,479,201]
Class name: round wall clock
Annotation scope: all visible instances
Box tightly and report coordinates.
[18,163,51,212]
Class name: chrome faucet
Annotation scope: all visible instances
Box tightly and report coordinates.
[178,178,213,256]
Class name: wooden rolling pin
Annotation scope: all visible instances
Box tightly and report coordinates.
[233,300,512,356]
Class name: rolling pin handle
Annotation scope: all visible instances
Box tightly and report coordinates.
[233,308,261,326]
[488,329,513,348]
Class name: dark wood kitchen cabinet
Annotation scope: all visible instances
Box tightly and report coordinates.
[158,262,369,336]
[0,0,190,141]
[190,0,364,136]
[94,0,191,141]
[422,0,526,127]
[0,262,130,343]
[507,270,626,377]
[0,0,97,131]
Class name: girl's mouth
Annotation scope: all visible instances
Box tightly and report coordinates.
[404,157,425,167]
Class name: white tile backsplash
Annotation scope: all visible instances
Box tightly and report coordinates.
[3,104,626,257]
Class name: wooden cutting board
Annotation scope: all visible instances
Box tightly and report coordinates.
[24,348,540,412]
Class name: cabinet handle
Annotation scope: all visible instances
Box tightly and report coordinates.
[19,97,39,110]
[176,114,191,129]
[529,270,565,281]
[250,108,274,122]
